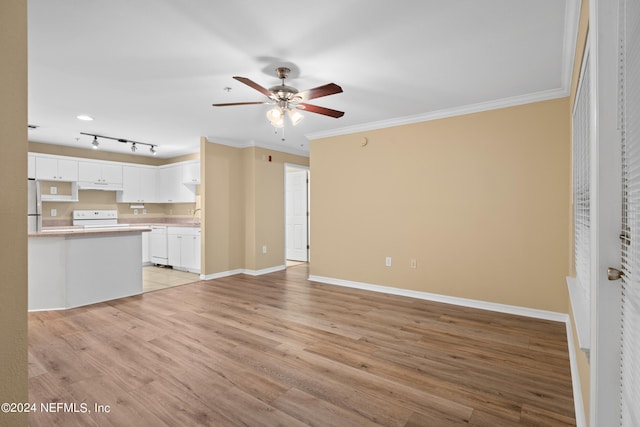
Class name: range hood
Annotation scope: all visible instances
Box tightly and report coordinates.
[77,181,123,191]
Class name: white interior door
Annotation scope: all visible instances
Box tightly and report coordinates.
[286,168,308,262]
[589,0,623,424]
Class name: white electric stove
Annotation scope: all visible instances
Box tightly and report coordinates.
[72,210,120,227]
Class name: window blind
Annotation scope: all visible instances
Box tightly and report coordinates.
[619,0,640,424]
[573,51,591,307]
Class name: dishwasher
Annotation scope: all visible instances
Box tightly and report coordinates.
[149,226,168,265]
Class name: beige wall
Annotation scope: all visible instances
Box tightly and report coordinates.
[310,97,571,313]
[249,147,310,271]
[39,189,194,224]
[201,139,246,274]
[200,138,309,275]
[0,0,28,426]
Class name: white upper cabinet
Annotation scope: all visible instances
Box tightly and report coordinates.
[35,156,78,181]
[117,165,157,203]
[78,161,123,189]
[29,153,199,204]
[157,164,196,203]
[182,161,200,184]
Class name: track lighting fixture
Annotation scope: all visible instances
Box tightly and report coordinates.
[80,132,157,156]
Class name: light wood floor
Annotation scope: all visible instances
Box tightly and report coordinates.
[142,265,199,292]
[28,265,576,426]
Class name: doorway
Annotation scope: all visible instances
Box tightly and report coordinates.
[285,164,309,265]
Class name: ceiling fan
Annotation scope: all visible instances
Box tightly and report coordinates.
[212,67,344,129]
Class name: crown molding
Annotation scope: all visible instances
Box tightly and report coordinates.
[306,87,569,141]
[561,0,582,94]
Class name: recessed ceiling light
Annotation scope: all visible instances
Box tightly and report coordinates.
[76,115,94,121]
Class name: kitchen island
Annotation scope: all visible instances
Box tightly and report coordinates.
[28,226,150,311]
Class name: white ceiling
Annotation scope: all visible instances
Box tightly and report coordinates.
[27,0,579,158]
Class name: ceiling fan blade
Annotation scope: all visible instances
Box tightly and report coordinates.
[233,76,273,98]
[297,83,343,101]
[212,101,269,107]
[297,103,345,118]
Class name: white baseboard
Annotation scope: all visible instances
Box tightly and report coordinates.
[243,265,286,276]
[308,274,584,427]
[200,269,245,280]
[564,315,587,427]
[200,264,285,281]
[308,275,567,322]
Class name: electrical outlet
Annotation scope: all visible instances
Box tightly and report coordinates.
[262,245,267,254]
[385,257,392,267]
[142,209,147,215]
[50,186,57,195]
[410,258,417,269]
[134,209,138,215]
[50,208,57,217]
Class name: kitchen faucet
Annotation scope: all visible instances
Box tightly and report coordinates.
[192,208,201,224]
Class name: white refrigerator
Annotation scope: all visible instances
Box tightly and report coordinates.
[27,179,42,232]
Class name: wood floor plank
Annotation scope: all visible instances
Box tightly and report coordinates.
[272,387,386,427]
[29,264,576,426]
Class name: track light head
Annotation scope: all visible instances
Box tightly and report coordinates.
[131,143,137,153]
[91,136,99,149]
[150,146,157,155]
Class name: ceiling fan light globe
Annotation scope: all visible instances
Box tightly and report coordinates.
[266,107,283,122]
[288,109,304,126]
[270,117,285,128]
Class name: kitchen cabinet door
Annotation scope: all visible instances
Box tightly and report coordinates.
[78,162,102,182]
[157,166,178,203]
[138,167,157,202]
[35,157,58,180]
[167,234,182,267]
[101,164,123,184]
[57,159,79,181]
[141,231,150,264]
[118,166,141,202]
[158,165,196,203]
[83,162,122,183]
[35,157,78,181]
[182,233,200,273]
[118,165,156,202]
[182,161,200,184]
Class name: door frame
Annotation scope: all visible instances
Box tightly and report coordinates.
[284,163,310,264]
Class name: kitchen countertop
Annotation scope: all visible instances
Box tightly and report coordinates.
[30,222,200,237]
[29,225,152,237]
[143,223,200,227]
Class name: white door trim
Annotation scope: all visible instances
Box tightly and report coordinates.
[284,163,310,263]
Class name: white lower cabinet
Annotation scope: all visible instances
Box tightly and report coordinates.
[142,231,150,264]
[167,227,200,273]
